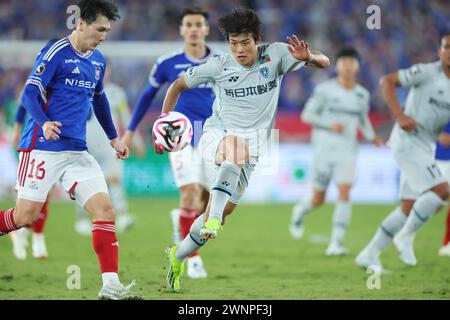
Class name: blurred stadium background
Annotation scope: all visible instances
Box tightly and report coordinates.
[0,0,449,203]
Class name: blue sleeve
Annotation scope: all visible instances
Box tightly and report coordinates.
[25,42,60,99]
[127,83,159,131]
[15,105,27,124]
[93,92,118,140]
[443,121,450,134]
[20,85,50,127]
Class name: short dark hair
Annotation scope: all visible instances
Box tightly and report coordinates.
[336,47,360,62]
[77,0,120,24]
[218,8,262,41]
[180,7,209,23]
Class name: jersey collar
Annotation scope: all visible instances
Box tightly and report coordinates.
[67,36,94,59]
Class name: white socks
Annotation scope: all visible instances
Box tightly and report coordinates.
[291,198,314,225]
[175,214,206,261]
[209,161,241,223]
[403,191,444,233]
[329,201,352,246]
[366,206,407,255]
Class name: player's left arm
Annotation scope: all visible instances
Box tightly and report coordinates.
[287,35,330,68]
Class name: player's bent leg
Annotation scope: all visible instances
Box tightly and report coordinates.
[204,136,248,239]
[75,179,142,300]
[290,190,325,240]
[394,185,447,266]
[356,203,411,270]
[327,184,352,256]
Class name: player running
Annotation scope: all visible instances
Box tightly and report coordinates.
[356,32,450,269]
[158,8,329,291]
[121,7,220,279]
[289,48,383,256]
[0,0,142,299]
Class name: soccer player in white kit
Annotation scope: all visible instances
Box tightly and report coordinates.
[75,63,144,236]
[156,8,330,291]
[289,48,383,256]
[356,33,450,269]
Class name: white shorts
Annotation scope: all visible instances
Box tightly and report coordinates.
[198,127,257,204]
[312,156,356,191]
[392,146,446,199]
[168,144,215,189]
[16,150,108,206]
[437,160,450,182]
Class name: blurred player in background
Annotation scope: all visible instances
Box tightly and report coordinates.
[289,48,383,256]
[356,33,450,269]
[122,7,220,279]
[0,0,142,299]
[159,8,329,291]
[435,123,450,257]
[75,62,144,236]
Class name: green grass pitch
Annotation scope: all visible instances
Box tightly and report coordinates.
[0,199,449,299]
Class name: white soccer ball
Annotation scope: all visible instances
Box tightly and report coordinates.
[152,111,193,152]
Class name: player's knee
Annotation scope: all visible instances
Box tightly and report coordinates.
[434,183,450,200]
[95,204,115,221]
[180,185,198,207]
[223,136,249,168]
[311,194,325,207]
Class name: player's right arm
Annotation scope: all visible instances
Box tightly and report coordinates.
[13,104,27,146]
[22,42,62,140]
[380,64,430,132]
[122,61,166,149]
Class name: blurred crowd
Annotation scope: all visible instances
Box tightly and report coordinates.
[0,0,449,127]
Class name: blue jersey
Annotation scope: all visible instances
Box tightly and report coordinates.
[151,48,218,126]
[436,121,450,160]
[128,47,220,146]
[19,37,107,152]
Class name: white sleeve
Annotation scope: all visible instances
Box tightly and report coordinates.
[358,93,375,141]
[271,42,306,75]
[301,85,332,129]
[183,56,222,88]
[398,63,431,87]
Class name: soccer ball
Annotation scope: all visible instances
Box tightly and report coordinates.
[152,111,193,152]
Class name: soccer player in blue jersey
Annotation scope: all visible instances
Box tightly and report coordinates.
[121,7,219,279]
[436,122,450,256]
[0,0,142,300]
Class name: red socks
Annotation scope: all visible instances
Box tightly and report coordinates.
[92,221,119,273]
[0,208,18,235]
[31,201,49,234]
[179,208,200,258]
[443,207,450,246]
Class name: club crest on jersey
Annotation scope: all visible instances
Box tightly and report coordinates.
[186,67,195,78]
[95,67,101,80]
[260,66,270,79]
[35,63,46,75]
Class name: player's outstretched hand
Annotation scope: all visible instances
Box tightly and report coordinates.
[397,113,417,132]
[287,34,311,62]
[152,131,165,155]
[42,121,62,141]
[372,136,384,147]
[110,138,129,160]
